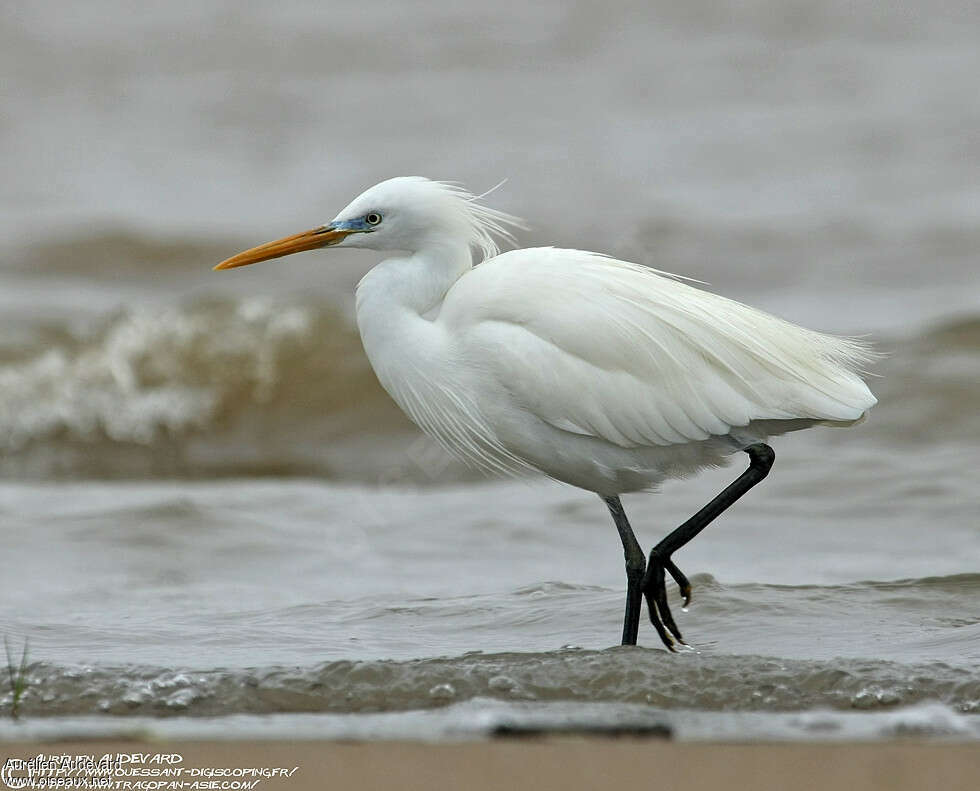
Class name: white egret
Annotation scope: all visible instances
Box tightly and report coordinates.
[216,177,876,649]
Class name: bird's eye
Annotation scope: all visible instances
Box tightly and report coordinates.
[365,212,382,226]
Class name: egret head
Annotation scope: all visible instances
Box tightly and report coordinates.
[215,177,523,270]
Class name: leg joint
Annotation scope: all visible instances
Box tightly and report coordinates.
[625,556,646,577]
[746,443,775,476]
[647,546,668,564]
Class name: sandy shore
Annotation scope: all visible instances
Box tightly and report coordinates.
[2,739,978,791]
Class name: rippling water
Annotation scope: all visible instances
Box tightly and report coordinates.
[1,0,979,741]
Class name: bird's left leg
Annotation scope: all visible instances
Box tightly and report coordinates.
[602,495,652,647]
[643,443,775,650]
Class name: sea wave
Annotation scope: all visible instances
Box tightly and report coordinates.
[0,295,977,479]
[8,649,980,718]
[0,298,435,479]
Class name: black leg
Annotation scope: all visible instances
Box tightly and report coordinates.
[643,443,775,650]
[603,495,647,646]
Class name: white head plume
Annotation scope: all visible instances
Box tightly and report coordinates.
[331,176,526,260]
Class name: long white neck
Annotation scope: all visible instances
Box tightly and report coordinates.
[354,239,472,388]
[357,239,471,319]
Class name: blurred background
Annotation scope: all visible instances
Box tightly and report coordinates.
[0,0,978,729]
[2,0,978,481]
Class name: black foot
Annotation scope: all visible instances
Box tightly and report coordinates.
[642,552,691,651]
[638,443,774,650]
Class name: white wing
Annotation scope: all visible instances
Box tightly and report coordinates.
[444,248,877,449]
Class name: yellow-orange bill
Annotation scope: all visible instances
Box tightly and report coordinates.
[214,227,351,270]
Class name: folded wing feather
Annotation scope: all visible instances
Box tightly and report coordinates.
[447,248,877,449]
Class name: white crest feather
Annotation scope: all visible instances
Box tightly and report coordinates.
[429,179,528,261]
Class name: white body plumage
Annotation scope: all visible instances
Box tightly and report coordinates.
[346,179,876,496]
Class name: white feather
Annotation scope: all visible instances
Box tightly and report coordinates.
[445,248,876,449]
[340,178,877,494]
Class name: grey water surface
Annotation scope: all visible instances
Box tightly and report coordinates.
[1,0,978,741]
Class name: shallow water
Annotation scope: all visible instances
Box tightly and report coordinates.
[1,0,979,742]
[2,471,978,736]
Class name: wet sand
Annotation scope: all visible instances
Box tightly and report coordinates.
[2,740,978,791]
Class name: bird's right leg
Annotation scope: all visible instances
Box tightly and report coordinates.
[603,495,649,646]
[643,443,775,651]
